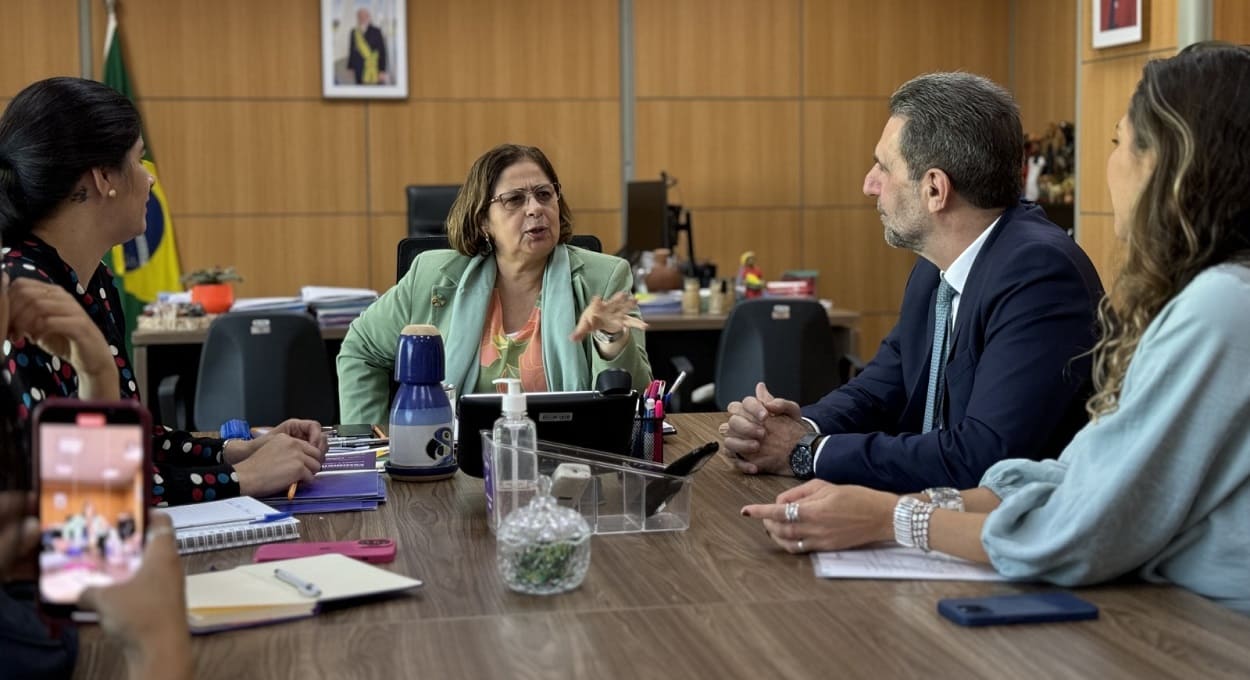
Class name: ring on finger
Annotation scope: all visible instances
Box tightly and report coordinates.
[784,501,800,524]
[797,539,805,553]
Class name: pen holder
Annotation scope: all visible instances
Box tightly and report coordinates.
[630,415,665,463]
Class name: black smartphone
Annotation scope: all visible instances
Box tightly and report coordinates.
[334,423,376,438]
[640,441,719,517]
[937,592,1099,626]
[33,399,152,619]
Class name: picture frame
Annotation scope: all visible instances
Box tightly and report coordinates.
[321,0,408,99]
[1092,0,1143,49]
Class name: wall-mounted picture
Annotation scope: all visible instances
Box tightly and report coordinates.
[322,0,408,98]
[1092,0,1143,49]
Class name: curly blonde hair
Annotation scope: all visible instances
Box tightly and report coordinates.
[1088,43,1250,418]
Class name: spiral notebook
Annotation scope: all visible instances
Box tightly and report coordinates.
[159,496,301,555]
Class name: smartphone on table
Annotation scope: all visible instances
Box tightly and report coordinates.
[253,538,397,564]
[640,441,720,518]
[937,592,1099,626]
[33,399,152,620]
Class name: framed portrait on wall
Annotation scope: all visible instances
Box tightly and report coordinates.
[321,0,408,98]
[1092,0,1143,49]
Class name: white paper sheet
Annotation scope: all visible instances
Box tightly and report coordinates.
[812,544,1007,581]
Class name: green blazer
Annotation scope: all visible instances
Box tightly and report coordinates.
[338,244,653,425]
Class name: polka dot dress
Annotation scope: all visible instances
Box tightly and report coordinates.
[3,235,240,506]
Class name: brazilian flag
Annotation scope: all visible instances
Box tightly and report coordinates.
[102,0,183,351]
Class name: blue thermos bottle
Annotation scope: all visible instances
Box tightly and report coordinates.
[386,324,456,482]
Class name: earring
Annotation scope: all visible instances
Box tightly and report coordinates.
[107,189,117,198]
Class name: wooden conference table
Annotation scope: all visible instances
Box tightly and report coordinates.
[75,413,1250,679]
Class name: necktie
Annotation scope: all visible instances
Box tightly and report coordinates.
[922,279,954,433]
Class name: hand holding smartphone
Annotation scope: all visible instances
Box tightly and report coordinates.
[34,399,152,619]
[937,592,1099,626]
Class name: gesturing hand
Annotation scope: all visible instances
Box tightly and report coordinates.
[569,292,649,343]
[7,277,119,399]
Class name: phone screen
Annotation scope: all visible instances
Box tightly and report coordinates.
[36,401,150,611]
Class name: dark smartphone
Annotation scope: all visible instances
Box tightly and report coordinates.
[334,423,375,438]
[937,592,1099,626]
[640,441,719,517]
[33,399,152,620]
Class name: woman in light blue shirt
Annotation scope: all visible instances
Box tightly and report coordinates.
[741,42,1250,616]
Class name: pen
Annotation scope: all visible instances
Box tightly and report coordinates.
[652,398,665,463]
[251,512,292,524]
[668,370,688,397]
[273,568,321,597]
[286,482,298,501]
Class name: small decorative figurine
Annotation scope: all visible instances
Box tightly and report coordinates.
[737,251,765,299]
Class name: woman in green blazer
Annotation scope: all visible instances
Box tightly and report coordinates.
[338,144,653,425]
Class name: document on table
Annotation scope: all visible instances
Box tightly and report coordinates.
[812,544,1007,581]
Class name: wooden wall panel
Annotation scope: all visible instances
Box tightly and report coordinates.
[634,0,800,98]
[367,101,621,214]
[1215,0,1250,40]
[802,100,886,207]
[1076,0,1176,288]
[369,214,408,294]
[1076,214,1121,287]
[801,208,916,314]
[1076,53,1162,216]
[1081,0,1176,62]
[100,0,321,98]
[0,0,81,97]
[572,210,623,259]
[635,101,800,209]
[178,216,371,297]
[141,101,367,215]
[857,313,900,363]
[683,210,802,288]
[804,0,1009,98]
[1012,0,1077,135]
[408,0,618,99]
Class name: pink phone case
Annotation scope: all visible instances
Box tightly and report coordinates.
[253,539,397,564]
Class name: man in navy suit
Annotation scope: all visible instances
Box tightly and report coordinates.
[722,73,1104,493]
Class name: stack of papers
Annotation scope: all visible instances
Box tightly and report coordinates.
[812,544,1006,581]
[300,286,378,327]
[230,297,308,313]
[261,470,386,514]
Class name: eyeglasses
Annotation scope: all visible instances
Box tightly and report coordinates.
[489,183,561,212]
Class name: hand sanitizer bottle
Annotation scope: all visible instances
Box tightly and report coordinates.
[487,378,538,533]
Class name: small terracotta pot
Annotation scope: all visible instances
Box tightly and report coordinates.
[191,283,235,313]
[644,248,684,292]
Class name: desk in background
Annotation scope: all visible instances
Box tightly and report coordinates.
[129,308,860,421]
[75,413,1250,679]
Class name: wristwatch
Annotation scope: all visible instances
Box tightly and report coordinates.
[924,487,965,512]
[593,328,626,344]
[789,432,822,480]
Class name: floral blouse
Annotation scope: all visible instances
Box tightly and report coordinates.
[475,289,548,394]
[2,235,239,506]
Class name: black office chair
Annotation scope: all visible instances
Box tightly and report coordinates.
[406,184,461,237]
[396,234,604,282]
[157,312,338,431]
[712,298,842,410]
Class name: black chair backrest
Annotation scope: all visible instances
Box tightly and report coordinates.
[714,298,841,410]
[194,311,337,431]
[406,185,461,237]
[396,234,604,282]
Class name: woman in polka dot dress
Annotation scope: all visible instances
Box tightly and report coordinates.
[0,77,327,506]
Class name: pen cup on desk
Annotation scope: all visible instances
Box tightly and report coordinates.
[630,414,665,463]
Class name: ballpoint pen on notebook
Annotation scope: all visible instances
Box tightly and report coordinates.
[251,512,292,524]
[273,568,321,597]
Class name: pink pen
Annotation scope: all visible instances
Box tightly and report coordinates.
[652,398,665,463]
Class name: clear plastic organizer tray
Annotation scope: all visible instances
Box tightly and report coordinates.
[480,434,692,535]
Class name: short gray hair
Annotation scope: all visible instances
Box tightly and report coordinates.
[889,72,1024,210]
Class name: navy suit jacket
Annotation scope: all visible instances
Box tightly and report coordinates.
[802,202,1104,493]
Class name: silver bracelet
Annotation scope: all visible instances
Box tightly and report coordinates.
[893,496,938,552]
[924,487,965,512]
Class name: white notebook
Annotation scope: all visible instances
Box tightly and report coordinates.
[159,496,300,555]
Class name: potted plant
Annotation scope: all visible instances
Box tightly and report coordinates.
[181,266,243,314]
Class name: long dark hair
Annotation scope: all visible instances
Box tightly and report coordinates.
[0,77,141,240]
[1089,42,1250,417]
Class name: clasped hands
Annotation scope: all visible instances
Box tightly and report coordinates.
[720,382,811,475]
[224,419,329,498]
